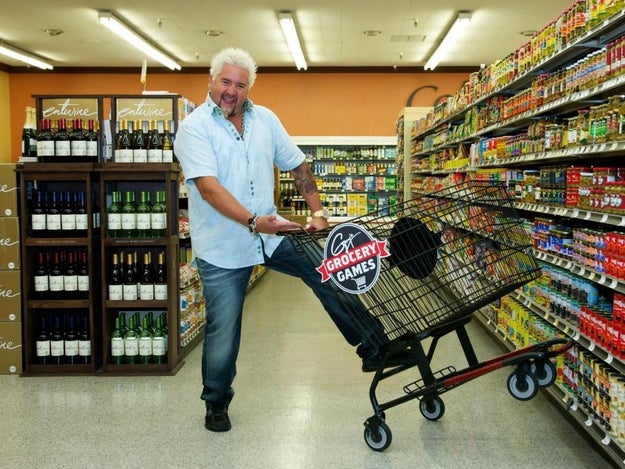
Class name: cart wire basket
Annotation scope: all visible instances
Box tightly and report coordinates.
[284,180,572,451]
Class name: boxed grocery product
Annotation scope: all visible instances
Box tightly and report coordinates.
[367,193,378,213]
[0,163,19,217]
[0,217,20,270]
[0,270,21,321]
[0,321,22,374]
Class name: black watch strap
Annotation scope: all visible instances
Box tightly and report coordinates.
[248,215,258,233]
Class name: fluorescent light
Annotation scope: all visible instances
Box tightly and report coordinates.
[98,10,181,70]
[0,40,53,70]
[278,11,307,70]
[424,11,472,71]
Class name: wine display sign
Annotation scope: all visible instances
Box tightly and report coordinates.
[113,96,177,123]
[36,96,100,123]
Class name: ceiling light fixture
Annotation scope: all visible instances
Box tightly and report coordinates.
[424,11,471,71]
[98,10,181,70]
[0,40,53,70]
[278,11,307,70]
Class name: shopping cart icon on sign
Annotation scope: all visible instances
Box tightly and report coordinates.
[283,180,572,451]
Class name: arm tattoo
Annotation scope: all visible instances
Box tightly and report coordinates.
[291,162,318,197]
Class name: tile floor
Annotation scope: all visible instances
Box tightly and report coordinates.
[0,271,615,468]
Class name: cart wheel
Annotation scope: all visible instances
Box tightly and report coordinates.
[530,360,556,387]
[363,419,392,452]
[419,396,445,421]
[507,370,539,401]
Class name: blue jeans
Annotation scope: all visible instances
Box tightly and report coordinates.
[196,236,376,408]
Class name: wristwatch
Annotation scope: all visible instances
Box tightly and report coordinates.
[247,215,258,233]
[312,209,330,219]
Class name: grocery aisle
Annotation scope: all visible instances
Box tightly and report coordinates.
[0,270,614,468]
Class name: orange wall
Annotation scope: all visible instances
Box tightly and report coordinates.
[6,70,468,161]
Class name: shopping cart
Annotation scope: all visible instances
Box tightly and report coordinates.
[283,180,572,451]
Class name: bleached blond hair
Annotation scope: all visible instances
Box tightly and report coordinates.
[210,47,258,88]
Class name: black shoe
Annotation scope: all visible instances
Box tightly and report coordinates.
[205,402,231,432]
[362,349,415,373]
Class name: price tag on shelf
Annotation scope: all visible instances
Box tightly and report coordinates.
[609,279,618,289]
[588,341,596,351]
[584,212,592,220]
[585,417,593,427]
[579,267,586,275]
[572,209,579,217]
[619,217,625,227]
[573,331,581,341]
[610,143,619,151]
[598,275,606,284]
[601,435,611,445]
[570,402,578,412]
[601,214,609,223]
[606,353,614,364]
[599,144,607,152]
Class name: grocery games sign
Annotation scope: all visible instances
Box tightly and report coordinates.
[317,223,389,294]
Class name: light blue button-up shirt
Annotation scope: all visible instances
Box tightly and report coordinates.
[174,94,305,268]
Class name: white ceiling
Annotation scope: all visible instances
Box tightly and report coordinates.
[0,0,574,70]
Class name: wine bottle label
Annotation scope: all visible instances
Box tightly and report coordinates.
[109,284,123,300]
[55,141,71,156]
[46,214,61,231]
[65,340,79,356]
[49,276,64,292]
[37,141,55,156]
[78,275,90,291]
[133,149,148,163]
[150,213,166,229]
[147,149,163,163]
[123,284,138,301]
[115,149,133,163]
[139,284,154,300]
[121,213,137,230]
[75,214,89,230]
[64,275,78,292]
[34,275,49,292]
[154,284,167,300]
[71,141,87,156]
[139,337,152,356]
[152,337,166,356]
[61,214,76,230]
[31,214,46,230]
[124,338,139,356]
[50,340,64,357]
[36,340,51,357]
[162,150,173,163]
[136,214,151,230]
[107,213,122,230]
[78,340,91,356]
[111,337,124,357]
[86,141,98,157]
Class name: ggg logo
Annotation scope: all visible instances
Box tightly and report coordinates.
[316,223,390,294]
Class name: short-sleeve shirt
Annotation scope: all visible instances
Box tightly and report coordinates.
[174,94,305,268]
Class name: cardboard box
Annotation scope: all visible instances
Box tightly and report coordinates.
[0,163,19,217]
[0,217,20,270]
[0,321,22,374]
[0,270,21,321]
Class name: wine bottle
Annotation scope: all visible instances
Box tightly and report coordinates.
[63,251,78,299]
[150,190,166,237]
[108,253,123,301]
[139,315,153,364]
[78,314,91,364]
[162,120,174,163]
[86,119,99,162]
[60,190,76,234]
[139,252,154,300]
[74,191,89,237]
[110,316,124,365]
[136,191,152,238]
[70,118,88,161]
[114,120,133,163]
[132,120,148,163]
[107,190,122,238]
[124,315,139,364]
[154,251,168,300]
[54,118,71,162]
[35,315,51,365]
[46,191,61,237]
[36,118,55,162]
[21,106,37,158]
[31,189,47,237]
[122,252,138,301]
[64,315,79,364]
[48,251,64,300]
[147,120,163,163]
[152,315,167,364]
[77,250,90,300]
[34,251,50,300]
[121,191,137,238]
[50,315,64,365]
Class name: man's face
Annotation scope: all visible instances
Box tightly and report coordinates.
[209,63,250,117]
